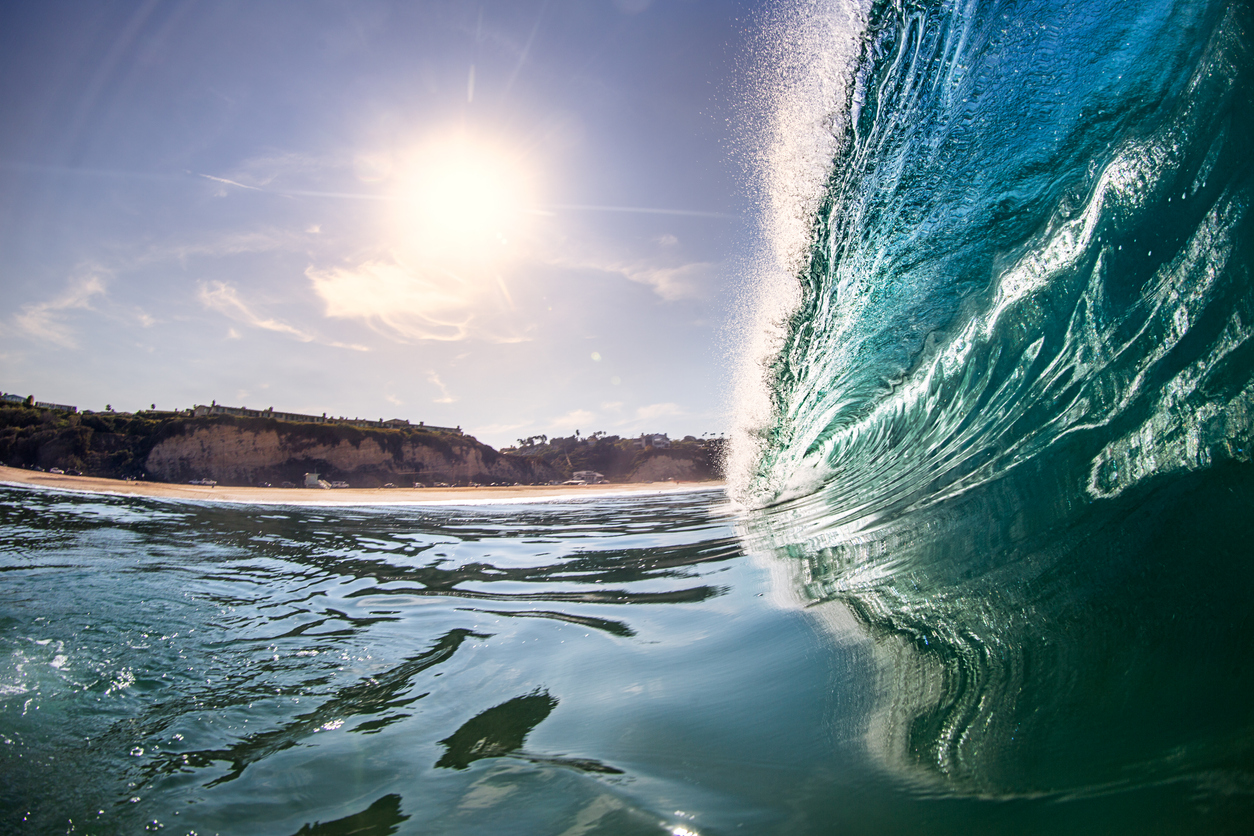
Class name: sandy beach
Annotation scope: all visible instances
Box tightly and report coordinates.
[0,465,724,505]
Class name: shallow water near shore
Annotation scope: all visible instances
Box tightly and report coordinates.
[3,483,1252,834]
[0,485,830,835]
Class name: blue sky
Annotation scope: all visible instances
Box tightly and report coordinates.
[0,0,763,447]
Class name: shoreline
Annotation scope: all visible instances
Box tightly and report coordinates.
[0,466,724,506]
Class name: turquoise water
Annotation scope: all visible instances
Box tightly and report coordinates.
[1,483,1251,834]
[6,0,1254,832]
[4,486,877,835]
[1,487,788,835]
[733,0,1254,828]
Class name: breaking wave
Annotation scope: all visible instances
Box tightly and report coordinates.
[736,0,1254,801]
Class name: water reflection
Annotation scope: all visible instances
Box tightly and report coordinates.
[459,607,636,638]
[157,629,488,787]
[744,460,1254,801]
[0,486,739,834]
[436,690,558,770]
[290,793,409,836]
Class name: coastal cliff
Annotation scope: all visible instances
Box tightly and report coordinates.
[508,433,725,483]
[0,408,558,487]
[144,419,557,487]
[625,452,703,482]
[0,406,723,486]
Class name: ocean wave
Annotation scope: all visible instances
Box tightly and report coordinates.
[738,0,1254,799]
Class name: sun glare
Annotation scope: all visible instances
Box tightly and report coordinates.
[396,134,535,261]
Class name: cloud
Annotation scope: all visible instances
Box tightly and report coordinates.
[203,151,335,190]
[620,262,717,301]
[549,409,598,435]
[199,173,263,191]
[634,402,683,422]
[539,404,688,437]
[470,420,535,439]
[13,273,107,347]
[198,281,313,341]
[427,372,457,404]
[546,253,718,301]
[137,229,299,267]
[307,258,524,343]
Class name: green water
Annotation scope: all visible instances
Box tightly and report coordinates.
[2,484,1251,834]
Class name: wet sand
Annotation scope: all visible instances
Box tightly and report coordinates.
[0,466,724,505]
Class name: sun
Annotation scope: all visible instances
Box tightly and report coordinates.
[395,133,535,262]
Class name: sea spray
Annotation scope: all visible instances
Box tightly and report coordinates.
[726,0,870,503]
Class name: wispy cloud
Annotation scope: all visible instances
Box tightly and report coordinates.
[533,403,690,438]
[549,408,598,435]
[470,420,536,439]
[200,151,336,190]
[427,372,457,403]
[546,253,718,301]
[198,281,313,341]
[307,258,525,343]
[135,229,301,267]
[618,262,717,301]
[634,402,683,422]
[196,281,369,350]
[197,151,402,201]
[308,261,471,341]
[13,273,108,347]
[199,173,263,191]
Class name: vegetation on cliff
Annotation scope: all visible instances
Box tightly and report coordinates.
[508,432,725,482]
[0,407,556,487]
[0,407,723,486]
[0,406,165,478]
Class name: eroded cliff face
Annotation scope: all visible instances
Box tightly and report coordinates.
[626,454,702,483]
[1,407,724,484]
[145,423,555,487]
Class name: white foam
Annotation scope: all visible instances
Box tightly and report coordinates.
[726,0,871,504]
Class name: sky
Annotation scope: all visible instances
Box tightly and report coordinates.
[0,0,766,448]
